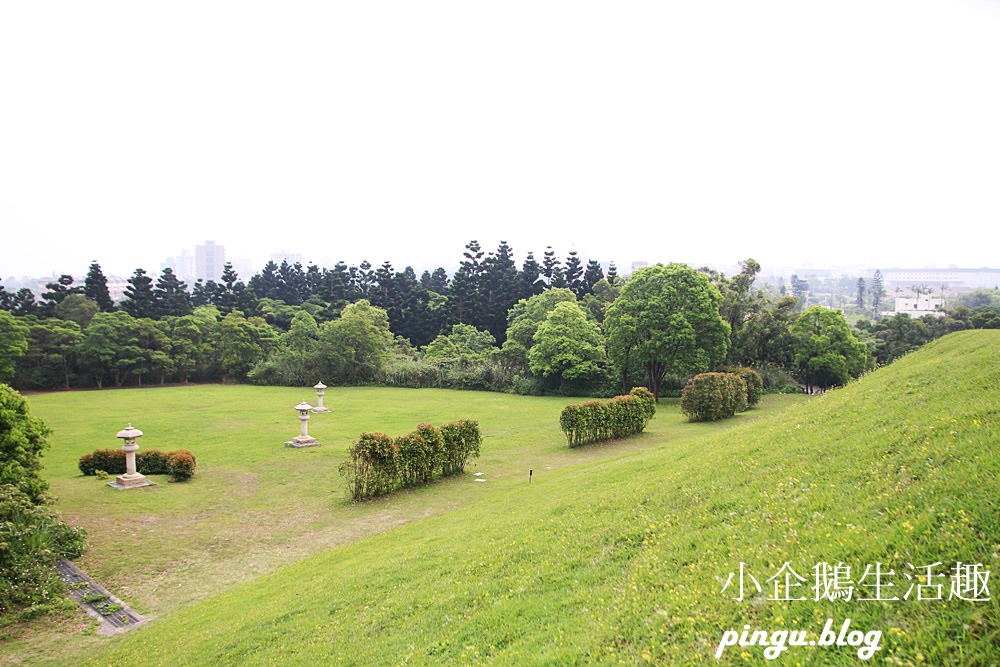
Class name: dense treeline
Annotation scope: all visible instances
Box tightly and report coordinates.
[2,242,999,396]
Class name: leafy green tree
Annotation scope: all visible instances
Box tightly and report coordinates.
[189,306,224,381]
[424,324,496,365]
[83,261,115,312]
[604,263,730,400]
[218,311,277,382]
[316,300,394,385]
[501,288,578,370]
[0,312,28,384]
[581,278,619,323]
[0,383,53,504]
[790,306,869,390]
[731,294,799,367]
[952,288,1000,310]
[857,312,961,366]
[160,315,200,383]
[856,277,866,309]
[285,310,319,353]
[15,317,82,389]
[707,258,763,364]
[529,301,606,390]
[55,293,99,327]
[133,318,173,385]
[76,311,142,388]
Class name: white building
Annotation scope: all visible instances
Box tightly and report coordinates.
[893,295,945,318]
[162,249,196,284]
[195,241,226,282]
[271,250,303,266]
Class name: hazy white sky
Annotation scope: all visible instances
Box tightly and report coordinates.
[2,1,999,280]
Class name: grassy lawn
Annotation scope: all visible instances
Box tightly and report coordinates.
[5,331,998,665]
[4,383,801,665]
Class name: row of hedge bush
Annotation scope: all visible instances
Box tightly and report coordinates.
[78,448,197,482]
[559,387,656,447]
[339,419,482,501]
[679,367,763,422]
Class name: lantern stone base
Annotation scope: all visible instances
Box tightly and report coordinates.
[284,436,321,448]
[311,406,331,413]
[107,472,154,489]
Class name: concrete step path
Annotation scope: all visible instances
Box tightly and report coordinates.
[56,559,148,635]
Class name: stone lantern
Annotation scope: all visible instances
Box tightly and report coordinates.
[312,382,331,413]
[285,400,321,447]
[109,423,153,489]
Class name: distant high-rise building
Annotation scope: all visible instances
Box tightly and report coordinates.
[162,249,196,284]
[271,250,303,266]
[195,241,226,282]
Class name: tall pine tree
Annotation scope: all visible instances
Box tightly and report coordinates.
[153,267,192,317]
[84,261,115,312]
[122,268,156,318]
[564,250,584,296]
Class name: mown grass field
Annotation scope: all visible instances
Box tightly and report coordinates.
[6,330,1000,665]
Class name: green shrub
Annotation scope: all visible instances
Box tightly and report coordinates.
[559,388,656,447]
[78,449,125,476]
[339,432,397,501]
[679,372,748,422]
[0,484,86,616]
[139,449,173,475]
[78,448,196,481]
[340,420,482,501]
[439,419,482,476]
[166,450,197,482]
[719,366,764,407]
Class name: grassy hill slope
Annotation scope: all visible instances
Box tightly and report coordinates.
[43,332,1000,663]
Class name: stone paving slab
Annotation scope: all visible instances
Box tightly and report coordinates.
[56,559,148,635]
